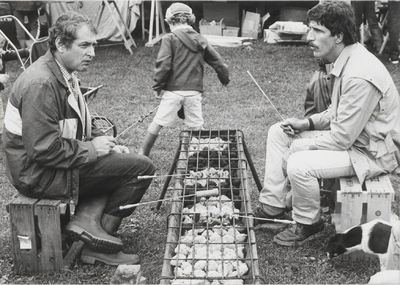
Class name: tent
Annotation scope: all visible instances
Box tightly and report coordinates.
[47,0,141,42]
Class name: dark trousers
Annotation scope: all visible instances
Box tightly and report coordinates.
[352,1,383,51]
[78,153,155,217]
[12,9,39,40]
[387,1,400,57]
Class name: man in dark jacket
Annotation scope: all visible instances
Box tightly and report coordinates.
[303,58,332,117]
[3,12,155,265]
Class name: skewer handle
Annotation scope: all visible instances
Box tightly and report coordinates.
[195,188,219,197]
[138,175,156,179]
[138,174,180,179]
[272,218,296,225]
[119,194,196,210]
[236,215,296,224]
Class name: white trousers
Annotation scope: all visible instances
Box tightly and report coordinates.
[259,122,356,224]
[153,91,203,129]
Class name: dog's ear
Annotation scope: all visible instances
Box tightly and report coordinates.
[334,243,347,256]
[326,234,347,259]
[326,236,336,259]
[327,241,347,259]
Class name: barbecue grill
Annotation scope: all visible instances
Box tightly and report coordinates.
[160,130,262,285]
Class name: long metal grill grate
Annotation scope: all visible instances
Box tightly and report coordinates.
[160,130,261,285]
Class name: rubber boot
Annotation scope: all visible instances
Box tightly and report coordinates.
[65,195,123,253]
[101,213,123,236]
[80,213,140,265]
[138,132,158,157]
[80,246,140,265]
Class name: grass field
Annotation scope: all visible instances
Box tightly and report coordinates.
[0,39,399,284]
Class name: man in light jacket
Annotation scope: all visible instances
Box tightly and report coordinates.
[256,0,400,247]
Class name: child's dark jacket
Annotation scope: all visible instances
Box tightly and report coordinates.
[152,27,230,92]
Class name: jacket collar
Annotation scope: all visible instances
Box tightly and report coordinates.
[42,50,69,89]
[330,43,359,78]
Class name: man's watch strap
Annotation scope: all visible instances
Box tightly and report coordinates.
[308,118,315,130]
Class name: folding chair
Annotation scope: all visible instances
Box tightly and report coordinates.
[378,4,389,55]
[0,14,47,70]
[0,28,29,70]
[29,36,49,65]
[81,85,118,137]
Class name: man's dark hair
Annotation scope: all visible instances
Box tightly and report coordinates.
[48,12,97,52]
[307,1,357,46]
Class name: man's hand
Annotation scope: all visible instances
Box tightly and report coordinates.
[91,136,116,157]
[280,118,309,137]
[111,145,130,153]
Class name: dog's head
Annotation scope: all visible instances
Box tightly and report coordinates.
[326,234,348,259]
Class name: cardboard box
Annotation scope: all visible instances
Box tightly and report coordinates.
[223,26,240,37]
[241,11,260,39]
[268,21,308,41]
[263,29,281,43]
[199,19,224,36]
[269,21,308,34]
[203,3,239,27]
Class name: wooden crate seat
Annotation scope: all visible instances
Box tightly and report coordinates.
[7,195,84,275]
[332,174,395,233]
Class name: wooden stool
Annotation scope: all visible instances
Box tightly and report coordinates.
[7,195,84,275]
[332,174,395,233]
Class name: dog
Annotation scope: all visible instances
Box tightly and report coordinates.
[326,219,392,270]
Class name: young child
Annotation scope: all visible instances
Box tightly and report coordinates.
[139,2,230,156]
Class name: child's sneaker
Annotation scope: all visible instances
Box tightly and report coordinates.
[389,54,399,64]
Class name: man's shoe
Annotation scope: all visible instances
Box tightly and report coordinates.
[273,219,324,246]
[253,206,292,230]
[389,54,399,64]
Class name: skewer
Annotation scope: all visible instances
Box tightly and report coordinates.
[235,215,296,225]
[138,173,228,179]
[247,70,285,121]
[120,188,220,210]
[116,106,159,139]
[119,194,196,210]
[247,70,296,135]
[82,84,104,99]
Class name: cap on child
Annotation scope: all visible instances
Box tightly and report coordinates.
[165,2,192,21]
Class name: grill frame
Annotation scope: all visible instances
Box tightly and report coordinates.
[160,130,262,285]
